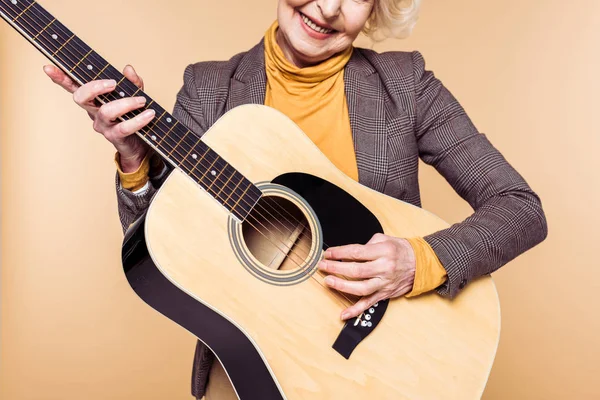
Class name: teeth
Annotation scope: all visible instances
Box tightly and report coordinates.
[301,14,334,34]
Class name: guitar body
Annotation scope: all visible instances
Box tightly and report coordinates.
[123,105,500,399]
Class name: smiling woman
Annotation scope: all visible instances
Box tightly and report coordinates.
[276,0,420,67]
[36,0,547,398]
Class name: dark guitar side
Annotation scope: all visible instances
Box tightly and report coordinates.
[121,172,384,400]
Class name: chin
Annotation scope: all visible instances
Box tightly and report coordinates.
[289,37,334,64]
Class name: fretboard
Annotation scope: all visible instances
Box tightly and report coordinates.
[0,0,261,221]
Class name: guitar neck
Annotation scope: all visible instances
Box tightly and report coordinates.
[0,0,261,221]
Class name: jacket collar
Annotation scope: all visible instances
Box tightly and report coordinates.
[226,40,387,192]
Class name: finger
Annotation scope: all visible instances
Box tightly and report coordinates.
[123,65,144,90]
[108,109,155,141]
[324,275,382,297]
[72,79,116,110]
[324,242,393,262]
[318,259,387,279]
[43,65,79,93]
[367,232,390,245]
[341,292,381,320]
[97,96,148,125]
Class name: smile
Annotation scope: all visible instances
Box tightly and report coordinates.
[299,12,335,35]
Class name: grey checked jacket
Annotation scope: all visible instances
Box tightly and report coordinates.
[115,40,548,398]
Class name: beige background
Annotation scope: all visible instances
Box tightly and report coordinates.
[1,0,598,399]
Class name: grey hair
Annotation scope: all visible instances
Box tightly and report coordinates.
[363,0,422,41]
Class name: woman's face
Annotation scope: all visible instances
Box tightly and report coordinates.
[277,0,375,67]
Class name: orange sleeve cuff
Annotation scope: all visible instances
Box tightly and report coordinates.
[114,151,151,192]
[405,237,448,298]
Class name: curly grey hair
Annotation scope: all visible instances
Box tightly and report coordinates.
[363,0,422,40]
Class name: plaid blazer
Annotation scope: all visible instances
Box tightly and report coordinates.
[116,40,548,398]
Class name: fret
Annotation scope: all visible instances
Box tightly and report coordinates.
[33,16,53,39]
[223,172,244,206]
[51,33,74,56]
[201,152,221,181]
[92,62,110,79]
[227,175,254,212]
[231,181,253,218]
[180,142,209,176]
[160,120,178,146]
[0,0,262,222]
[209,160,229,198]
[168,127,188,157]
[143,108,170,146]
[184,141,206,171]
[69,48,92,72]
[12,0,34,22]
[194,147,213,178]
[149,110,168,135]
[215,165,237,201]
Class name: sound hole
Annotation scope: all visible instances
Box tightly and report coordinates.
[242,195,313,272]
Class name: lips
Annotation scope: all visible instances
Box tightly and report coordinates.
[299,12,335,34]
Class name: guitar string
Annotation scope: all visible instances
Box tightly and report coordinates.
[3,1,358,309]
[23,2,337,269]
[14,2,318,267]
[20,1,332,261]
[4,0,359,310]
[3,2,325,274]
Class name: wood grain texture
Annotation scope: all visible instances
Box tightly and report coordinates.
[144,105,501,399]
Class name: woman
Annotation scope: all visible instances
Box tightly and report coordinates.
[43,0,548,398]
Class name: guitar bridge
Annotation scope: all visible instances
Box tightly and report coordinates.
[332,299,389,359]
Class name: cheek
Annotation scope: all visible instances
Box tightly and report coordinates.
[342,4,373,36]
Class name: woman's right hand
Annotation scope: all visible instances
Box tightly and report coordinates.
[43,64,155,173]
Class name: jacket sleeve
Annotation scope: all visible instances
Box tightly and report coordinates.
[410,51,548,299]
[116,64,207,233]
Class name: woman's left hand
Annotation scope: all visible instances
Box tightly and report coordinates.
[318,233,416,320]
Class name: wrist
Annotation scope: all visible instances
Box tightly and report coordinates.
[119,150,149,173]
[115,151,152,192]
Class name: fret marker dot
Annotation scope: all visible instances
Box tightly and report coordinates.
[11,0,17,4]
[87,64,93,70]
[211,170,217,176]
[166,117,172,123]
[51,34,58,40]
[192,154,198,159]
[151,135,157,141]
[119,91,125,97]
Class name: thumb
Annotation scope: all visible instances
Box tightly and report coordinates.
[123,64,144,90]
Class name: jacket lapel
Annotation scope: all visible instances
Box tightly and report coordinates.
[344,50,388,192]
[226,40,267,111]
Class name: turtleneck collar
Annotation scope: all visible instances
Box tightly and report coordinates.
[264,20,353,84]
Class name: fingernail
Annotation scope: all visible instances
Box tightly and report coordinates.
[104,79,116,88]
[143,109,155,118]
[318,260,327,271]
[136,96,147,105]
[341,312,350,320]
[324,276,334,286]
[137,109,154,121]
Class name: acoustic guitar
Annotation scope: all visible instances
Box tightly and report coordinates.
[1,1,501,398]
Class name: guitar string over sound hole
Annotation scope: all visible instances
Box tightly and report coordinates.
[242,195,313,272]
[228,182,323,286]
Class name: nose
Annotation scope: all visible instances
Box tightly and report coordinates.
[317,0,342,19]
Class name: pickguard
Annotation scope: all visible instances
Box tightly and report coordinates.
[272,172,390,359]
